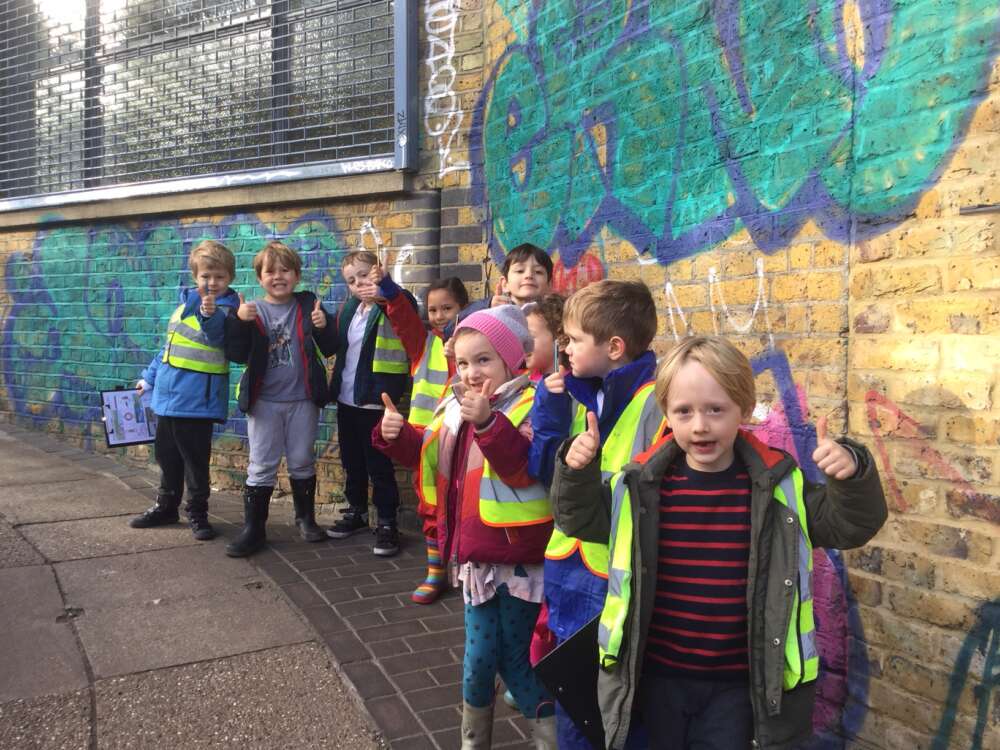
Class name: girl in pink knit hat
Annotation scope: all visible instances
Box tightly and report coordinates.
[373,304,557,748]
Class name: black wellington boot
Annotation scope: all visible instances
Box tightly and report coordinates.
[225,485,273,557]
[291,476,326,543]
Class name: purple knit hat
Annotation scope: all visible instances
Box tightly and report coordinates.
[455,304,534,372]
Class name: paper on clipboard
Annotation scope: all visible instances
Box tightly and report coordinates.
[101,389,157,447]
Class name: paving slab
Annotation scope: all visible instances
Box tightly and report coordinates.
[0,519,45,568]
[0,477,149,524]
[56,544,313,678]
[0,566,89,702]
[94,643,380,749]
[0,689,92,750]
[18,516,203,562]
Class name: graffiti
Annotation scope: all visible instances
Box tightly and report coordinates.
[425,0,470,177]
[865,391,997,524]
[932,599,1000,750]
[709,257,775,348]
[1,211,349,445]
[472,0,1000,268]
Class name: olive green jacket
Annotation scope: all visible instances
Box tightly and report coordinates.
[549,430,887,750]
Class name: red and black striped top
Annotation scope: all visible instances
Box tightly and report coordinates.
[643,455,752,681]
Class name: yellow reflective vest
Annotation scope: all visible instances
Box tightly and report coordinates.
[162,305,228,374]
[372,311,409,375]
[545,382,666,577]
[407,332,451,428]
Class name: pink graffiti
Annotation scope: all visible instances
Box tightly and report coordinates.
[747,385,809,460]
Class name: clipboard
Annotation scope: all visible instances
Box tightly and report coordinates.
[100,388,157,447]
[533,614,606,749]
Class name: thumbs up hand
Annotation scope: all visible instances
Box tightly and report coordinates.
[237,293,258,322]
[311,299,327,329]
[490,280,511,308]
[544,365,567,395]
[460,379,495,428]
[811,414,857,480]
[443,335,456,360]
[200,290,217,317]
[379,392,404,441]
[566,411,600,470]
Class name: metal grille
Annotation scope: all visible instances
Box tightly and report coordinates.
[0,0,395,200]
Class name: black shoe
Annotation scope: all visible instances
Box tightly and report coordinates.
[326,508,369,539]
[290,476,326,543]
[225,485,273,558]
[189,515,217,541]
[129,501,180,528]
[373,523,399,557]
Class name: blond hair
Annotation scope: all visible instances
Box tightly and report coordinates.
[563,280,656,360]
[655,336,756,417]
[188,240,235,279]
[341,250,378,269]
[253,240,301,278]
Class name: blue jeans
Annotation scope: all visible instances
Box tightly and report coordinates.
[635,674,753,749]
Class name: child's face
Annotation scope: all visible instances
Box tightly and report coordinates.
[525,312,555,374]
[342,261,375,301]
[194,265,232,297]
[504,256,550,304]
[665,359,748,473]
[426,288,461,331]
[564,319,615,379]
[454,332,511,391]
[259,262,300,303]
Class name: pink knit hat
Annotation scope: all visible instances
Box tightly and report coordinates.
[455,304,534,372]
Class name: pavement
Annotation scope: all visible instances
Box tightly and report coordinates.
[0,424,536,750]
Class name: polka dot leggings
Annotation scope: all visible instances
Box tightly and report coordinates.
[462,584,554,719]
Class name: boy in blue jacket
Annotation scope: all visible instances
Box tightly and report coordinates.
[130,240,239,541]
[528,279,666,749]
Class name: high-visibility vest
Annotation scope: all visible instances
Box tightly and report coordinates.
[162,305,228,374]
[372,309,409,375]
[407,332,451,428]
[598,465,819,691]
[416,385,551,527]
[545,382,666,577]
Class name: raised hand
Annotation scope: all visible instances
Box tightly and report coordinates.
[368,263,385,286]
[443,335,455,360]
[811,414,857,480]
[380,392,405,441]
[566,411,600,470]
[460,379,495,427]
[544,365,567,395]
[489,280,510,308]
[237,293,258,322]
[311,299,327,329]
[200,290,217,317]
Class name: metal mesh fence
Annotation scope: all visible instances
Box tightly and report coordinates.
[0,0,395,200]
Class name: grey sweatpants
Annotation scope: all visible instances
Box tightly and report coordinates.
[246,399,320,487]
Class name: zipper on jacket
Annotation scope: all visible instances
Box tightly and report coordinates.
[794,573,804,689]
[204,373,212,403]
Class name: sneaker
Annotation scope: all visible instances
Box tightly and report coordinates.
[189,516,217,541]
[373,523,400,557]
[129,505,180,528]
[326,508,369,539]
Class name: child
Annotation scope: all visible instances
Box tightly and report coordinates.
[131,240,240,540]
[527,280,666,749]
[551,336,888,749]
[370,269,470,602]
[373,305,557,748]
[523,293,567,381]
[223,241,338,557]
[326,250,415,556]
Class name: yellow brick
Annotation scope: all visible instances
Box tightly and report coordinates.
[382,213,412,229]
[895,222,953,259]
[720,253,756,277]
[666,257,694,281]
[935,372,995,410]
[687,310,716,334]
[805,369,847,400]
[896,295,1000,334]
[659,281,705,308]
[806,271,844,300]
[711,277,759,305]
[788,243,812,269]
[770,272,811,302]
[458,243,486,264]
[809,303,847,333]
[945,256,1000,292]
[850,337,939,371]
[780,337,846,367]
[942,413,1000,445]
[769,304,809,333]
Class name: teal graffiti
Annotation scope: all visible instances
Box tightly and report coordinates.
[471,0,1000,268]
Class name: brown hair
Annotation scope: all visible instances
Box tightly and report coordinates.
[654,336,756,418]
[341,250,378,269]
[563,280,656,360]
[252,240,301,278]
[426,276,470,309]
[189,240,235,279]
[523,293,569,368]
[502,243,553,281]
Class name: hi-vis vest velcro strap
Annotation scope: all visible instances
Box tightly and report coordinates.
[162,305,228,375]
[372,311,409,374]
[408,333,450,427]
[545,383,665,577]
[598,472,633,668]
[479,389,552,527]
[773,468,818,689]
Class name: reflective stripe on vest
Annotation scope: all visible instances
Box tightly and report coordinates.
[408,333,450,427]
[162,305,228,374]
[372,311,409,374]
[416,420,443,511]
[479,389,551,527]
[545,383,666,577]
[597,465,819,693]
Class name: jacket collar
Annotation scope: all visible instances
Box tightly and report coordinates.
[565,351,658,431]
